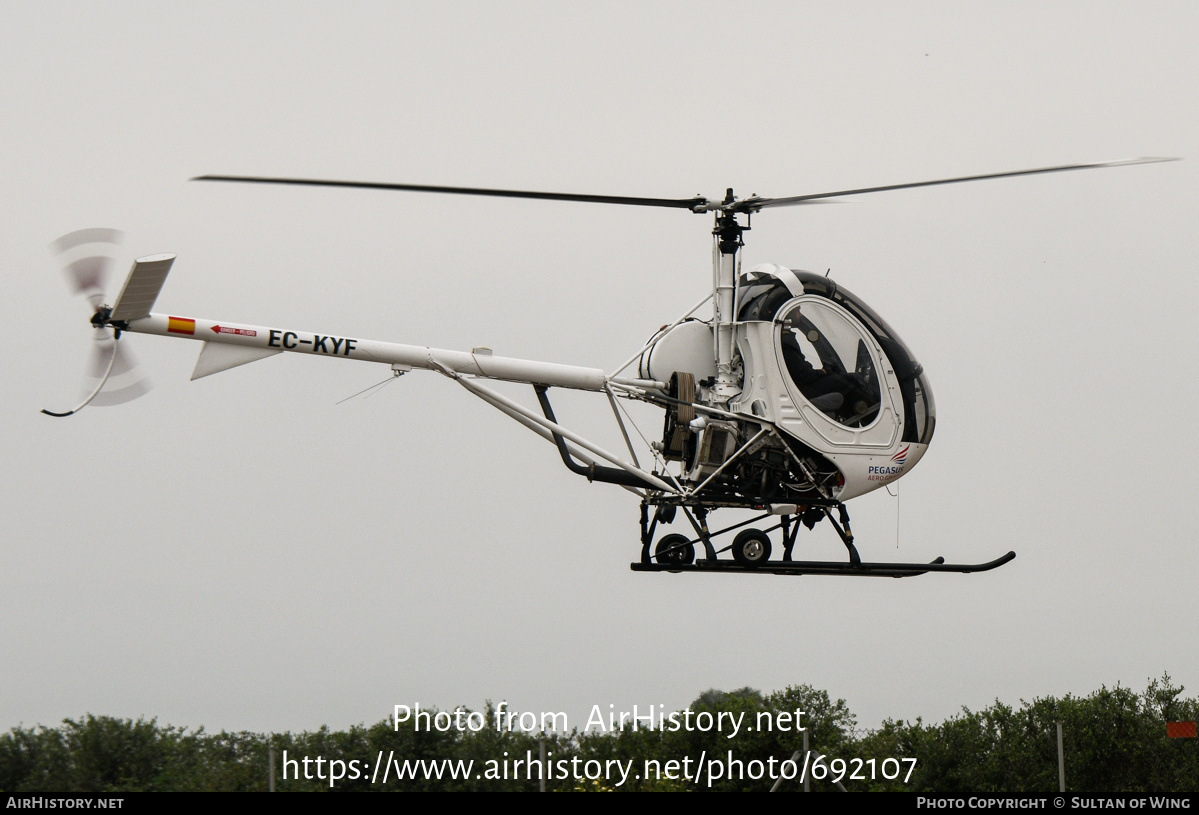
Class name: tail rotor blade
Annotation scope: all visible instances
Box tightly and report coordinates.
[43,329,151,417]
[50,228,124,308]
[83,328,151,407]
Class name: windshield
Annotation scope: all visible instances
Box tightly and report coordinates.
[778,299,882,428]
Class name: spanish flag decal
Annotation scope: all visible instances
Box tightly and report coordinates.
[168,316,196,335]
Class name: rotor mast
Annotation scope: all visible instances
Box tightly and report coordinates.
[711,189,746,402]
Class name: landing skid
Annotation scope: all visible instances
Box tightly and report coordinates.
[631,551,1015,578]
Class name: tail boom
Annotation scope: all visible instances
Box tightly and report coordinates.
[124,312,612,391]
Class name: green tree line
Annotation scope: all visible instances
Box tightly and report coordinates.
[1,675,1195,792]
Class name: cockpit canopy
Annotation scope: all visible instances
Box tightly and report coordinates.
[739,266,935,445]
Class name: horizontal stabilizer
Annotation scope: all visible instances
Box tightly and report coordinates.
[191,341,282,380]
[110,254,176,322]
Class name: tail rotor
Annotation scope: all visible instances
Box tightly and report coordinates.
[43,229,152,417]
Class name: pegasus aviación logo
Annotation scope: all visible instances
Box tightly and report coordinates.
[867,445,910,482]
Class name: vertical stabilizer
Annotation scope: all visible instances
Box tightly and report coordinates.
[109,254,175,322]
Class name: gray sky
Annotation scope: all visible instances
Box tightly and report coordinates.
[3,1,1197,737]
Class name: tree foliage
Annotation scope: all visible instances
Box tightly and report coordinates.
[856,673,1199,792]
[2,675,1195,792]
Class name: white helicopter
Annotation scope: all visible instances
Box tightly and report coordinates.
[44,158,1174,577]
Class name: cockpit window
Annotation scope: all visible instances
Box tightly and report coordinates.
[778,300,881,428]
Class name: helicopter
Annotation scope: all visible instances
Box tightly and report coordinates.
[43,157,1175,577]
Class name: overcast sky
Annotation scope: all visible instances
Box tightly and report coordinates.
[3,1,1196,738]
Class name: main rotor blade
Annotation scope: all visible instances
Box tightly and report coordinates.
[193,175,708,211]
[742,157,1179,211]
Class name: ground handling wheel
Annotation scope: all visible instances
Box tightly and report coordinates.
[732,529,772,568]
[654,533,695,568]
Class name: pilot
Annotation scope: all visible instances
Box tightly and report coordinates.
[780,330,853,416]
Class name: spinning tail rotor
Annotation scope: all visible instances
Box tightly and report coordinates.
[43,229,154,417]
